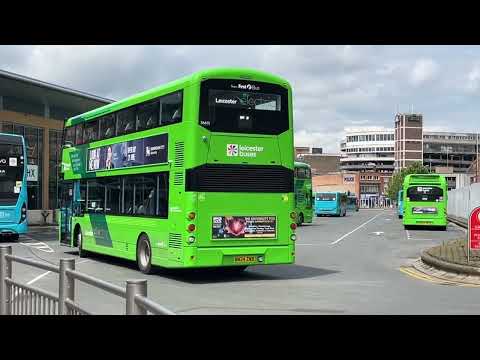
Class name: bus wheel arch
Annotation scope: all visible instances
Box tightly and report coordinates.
[136,233,153,274]
[297,213,304,226]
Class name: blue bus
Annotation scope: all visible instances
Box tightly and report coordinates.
[347,195,359,212]
[397,190,404,219]
[315,191,348,217]
[0,134,28,240]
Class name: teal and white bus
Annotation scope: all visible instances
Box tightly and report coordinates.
[0,133,28,239]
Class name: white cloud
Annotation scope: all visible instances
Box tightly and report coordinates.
[0,45,477,153]
[409,58,439,86]
[466,63,480,92]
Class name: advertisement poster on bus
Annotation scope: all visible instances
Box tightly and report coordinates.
[212,216,276,239]
[87,134,168,171]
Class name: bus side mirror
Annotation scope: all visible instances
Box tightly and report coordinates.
[63,142,73,149]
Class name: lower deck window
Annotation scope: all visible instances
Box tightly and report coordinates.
[83,172,169,218]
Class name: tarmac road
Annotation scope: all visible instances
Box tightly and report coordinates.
[2,209,477,314]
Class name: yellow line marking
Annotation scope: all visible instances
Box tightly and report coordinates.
[399,267,480,287]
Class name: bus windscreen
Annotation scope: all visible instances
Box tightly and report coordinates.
[316,193,336,201]
[407,186,443,202]
[0,144,24,206]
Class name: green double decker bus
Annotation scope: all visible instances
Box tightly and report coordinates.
[294,162,313,226]
[59,68,297,273]
[402,174,448,230]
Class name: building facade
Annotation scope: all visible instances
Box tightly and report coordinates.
[296,153,342,176]
[0,69,112,218]
[394,113,423,171]
[423,132,479,173]
[340,127,395,173]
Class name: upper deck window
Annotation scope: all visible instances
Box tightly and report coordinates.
[199,79,289,135]
[100,114,116,139]
[75,124,83,146]
[65,126,75,145]
[160,91,182,125]
[83,119,99,143]
[295,167,310,179]
[116,108,136,136]
[137,100,159,131]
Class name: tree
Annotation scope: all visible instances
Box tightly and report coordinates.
[387,162,430,201]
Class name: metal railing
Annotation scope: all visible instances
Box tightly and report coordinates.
[0,245,175,315]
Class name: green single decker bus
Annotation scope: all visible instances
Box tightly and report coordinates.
[59,68,297,273]
[294,162,313,226]
[402,174,448,230]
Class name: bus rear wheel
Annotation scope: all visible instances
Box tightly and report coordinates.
[137,234,153,274]
[297,213,304,226]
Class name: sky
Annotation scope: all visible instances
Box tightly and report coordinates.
[0,45,479,153]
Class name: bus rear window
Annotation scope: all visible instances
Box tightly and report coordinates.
[199,79,289,135]
[407,186,444,202]
[316,193,336,201]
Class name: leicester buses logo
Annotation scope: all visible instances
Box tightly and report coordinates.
[227,144,238,157]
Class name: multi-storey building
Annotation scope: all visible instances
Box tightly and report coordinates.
[423,132,479,173]
[340,127,395,173]
[394,113,423,171]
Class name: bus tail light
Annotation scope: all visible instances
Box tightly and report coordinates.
[290,234,297,241]
[187,224,196,232]
[20,203,27,223]
[188,236,196,244]
[187,212,196,220]
[290,212,297,220]
[290,223,297,230]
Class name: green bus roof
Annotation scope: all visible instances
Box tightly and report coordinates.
[294,161,311,168]
[65,67,292,127]
[404,173,447,185]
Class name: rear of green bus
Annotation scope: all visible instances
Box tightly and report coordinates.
[183,69,296,269]
[294,162,313,225]
[402,174,447,230]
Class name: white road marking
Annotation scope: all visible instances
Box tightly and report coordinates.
[371,231,384,236]
[19,240,54,253]
[406,230,411,240]
[330,212,384,245]
[12,259,91,301]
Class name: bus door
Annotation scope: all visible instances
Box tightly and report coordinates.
[59,181,73,245]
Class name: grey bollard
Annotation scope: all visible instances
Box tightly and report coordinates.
[0,245,12,315]
[126,279,147,315]
[58,258,75,315]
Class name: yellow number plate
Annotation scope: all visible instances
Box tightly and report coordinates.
[234,256,256,263]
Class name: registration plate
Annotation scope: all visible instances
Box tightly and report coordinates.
[234,256,257,263]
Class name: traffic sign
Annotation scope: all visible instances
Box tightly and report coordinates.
[468,207,480,263]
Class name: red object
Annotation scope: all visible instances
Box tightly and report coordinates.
[469,207,480,250]
[290,223,297,230]
[187,224,196,232]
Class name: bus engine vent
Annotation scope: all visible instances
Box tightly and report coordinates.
[169,233,182,248]
[174,172,184,186]
[175,142,185,167]
[186,164,294,193]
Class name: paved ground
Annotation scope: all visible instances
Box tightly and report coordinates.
[2,209,478,314]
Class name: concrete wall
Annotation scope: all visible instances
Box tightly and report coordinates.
[447,183,480,220]
[27,209,57,226]
[312,173,359,196]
